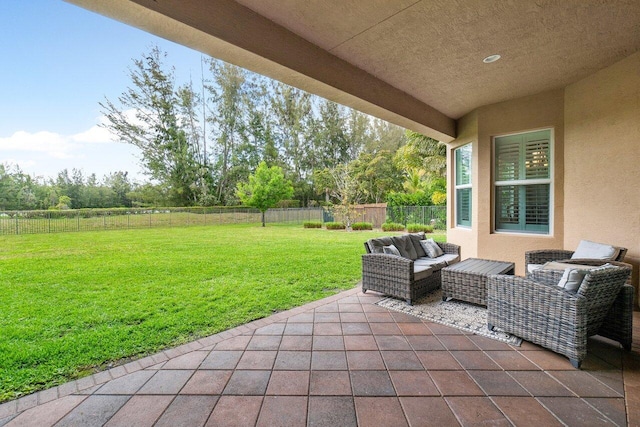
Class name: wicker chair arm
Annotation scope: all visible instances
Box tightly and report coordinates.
[438,242,460,255]
[525,249,575,266]
[528,268,564,285]
[362,253,413,277]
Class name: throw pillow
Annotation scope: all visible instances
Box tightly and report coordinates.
[557,268,588,292]
[383,245,401,256]
[391,236,418,260]
[408,233,427,258]
[419,239,444,258]
[571,240,618,260]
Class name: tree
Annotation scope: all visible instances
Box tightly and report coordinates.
[236,161,294,227]
[317,163,364,231]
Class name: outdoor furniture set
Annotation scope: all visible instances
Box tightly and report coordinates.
[362,237,633,368]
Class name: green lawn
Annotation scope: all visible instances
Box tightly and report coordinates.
[0,223,445,402]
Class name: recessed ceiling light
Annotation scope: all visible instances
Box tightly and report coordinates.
[483,54,501,64]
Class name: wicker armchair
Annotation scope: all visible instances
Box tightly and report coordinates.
[362,242,460,305]
[525,245,627,273]
[487,263,631,368]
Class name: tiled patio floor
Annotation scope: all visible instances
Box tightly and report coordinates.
[2,286,639,426]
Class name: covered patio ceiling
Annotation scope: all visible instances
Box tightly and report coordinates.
[66,0,640,142]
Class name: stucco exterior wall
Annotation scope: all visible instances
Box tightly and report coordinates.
[448,89,565,275]
[564,51,640,300]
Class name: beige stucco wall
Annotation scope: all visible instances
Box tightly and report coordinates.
[564,51,640,302]
[448,89,565,275]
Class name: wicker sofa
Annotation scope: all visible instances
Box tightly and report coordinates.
[362,233,460,305]
[488,260,632,368]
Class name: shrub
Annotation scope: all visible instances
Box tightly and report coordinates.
[407,223,434,233]
[351,222,373,231]
[303,221,322,229]
[381,222,405,232]
[325,221,346,230]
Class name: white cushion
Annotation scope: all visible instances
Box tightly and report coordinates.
[383,245,401,256]
[557,268,588,292]
[571,240,618,260]
[527,263,544,274]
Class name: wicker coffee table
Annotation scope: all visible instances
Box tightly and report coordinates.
[441,258,515,306]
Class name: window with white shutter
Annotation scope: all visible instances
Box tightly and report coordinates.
[455,144,472,227]
[494,130,551,233]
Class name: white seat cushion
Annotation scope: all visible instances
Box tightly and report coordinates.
[557,268,588,292]
[527,263,544,274]
[571,240,618,260]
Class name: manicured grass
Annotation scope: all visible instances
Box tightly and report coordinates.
[0,223,445,402]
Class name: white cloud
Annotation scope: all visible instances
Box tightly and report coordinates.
[0,130,76,158]
[71,125,114,144]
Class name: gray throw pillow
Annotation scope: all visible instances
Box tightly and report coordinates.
[420,238,444,258]
[391,236,418,260]
[557,268,588,292]
[408,233,427,258]
[383,245,401,256]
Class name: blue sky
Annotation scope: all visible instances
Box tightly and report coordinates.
[0,0,207,181]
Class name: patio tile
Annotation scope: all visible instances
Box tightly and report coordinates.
[389,371,439,396]
[437,335,479,351]
[266,371,310,395]
[415,351,461,370]
[284,323,314,336]
[214,335,251,350]
[508,371,574,396]
[313,323,342,335]
[206,396,263,427]
[426,322,465,334]
[430,371,484,396]
[486,350,540,370]
[273,351,312,370]
[309,371,352,395]
[375,335,411,350]
[341,322,372,335]
[95,370,155,395]
[236,350,277,370]
[287,312,314,323]
[247,335,282,350]
[161,350,208,370]
[397,322,432,335]
[344,336,378,351]
[5,395,86,427]
[256,396,307,427]
[369,322,402,335]
[223,370,271,395]
[314,312,341,323]
[589,370,625,395]
[467,371,529,396]
[520,348,574,370]
[346,351,386,370]
[468,334,513,350]
[350,371,396,396]
[54,395,130,427]
[254,323,286,335]
[406,335,445,351]
[313,335,345,351]
[338,303,364,313]
[278,335,312,351]
[450,351,501,370]
[307,396,357,427]
[180,370,232,394]
[200,350,243,369]
[311,351,348,370]
[380,351,423,370]
[389,312,422,323]
[538,396,618,426]
[550,371,622,397]
[314,303,339,313]
[361,303,389,313]
[354,397,408,427]
[338,296,361,304]
[445,397,511,426]
[492,396,562,427]
[584,397,627,426]
[136,370,193,394]
[340,312,367,323]
[154,395,218,427]
[364,312,395,323]
[399,396,459,426]
[103,395,172,427]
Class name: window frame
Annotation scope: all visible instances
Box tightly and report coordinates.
[492,129,553,235]
[454,143,472,228]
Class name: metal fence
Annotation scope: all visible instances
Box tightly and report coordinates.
[385,206,447,229]
[0,207,324,235]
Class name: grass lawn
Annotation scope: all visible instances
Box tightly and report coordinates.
[0,223,445,402]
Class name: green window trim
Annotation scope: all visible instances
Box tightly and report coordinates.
[494,129,551,234]
[455,144,472,227]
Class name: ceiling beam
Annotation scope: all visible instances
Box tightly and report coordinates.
[65,0,456,141]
